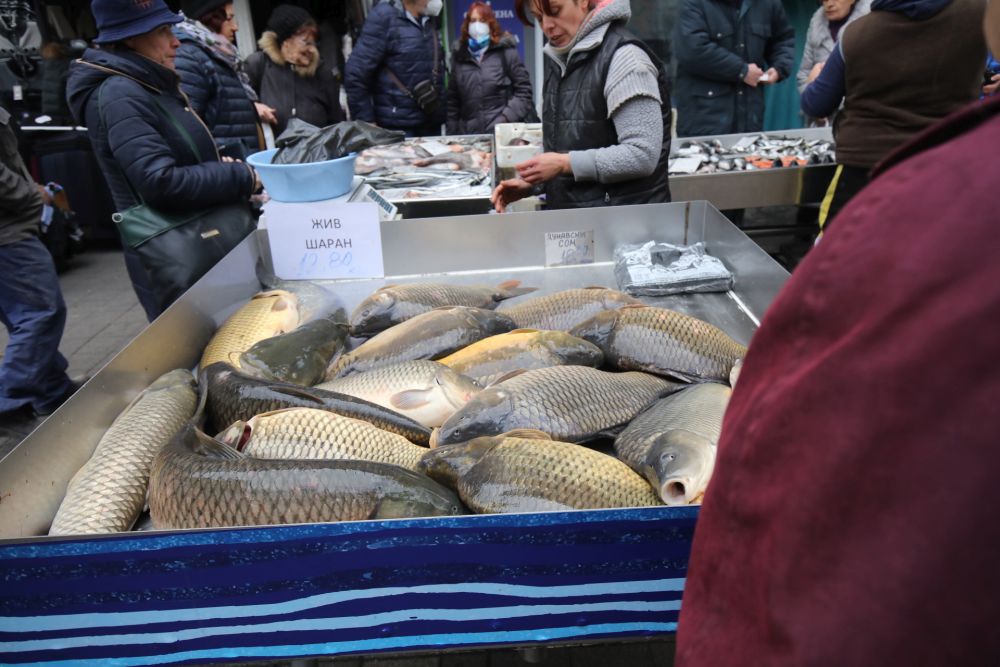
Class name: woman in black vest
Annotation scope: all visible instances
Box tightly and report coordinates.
[491,0,671,211]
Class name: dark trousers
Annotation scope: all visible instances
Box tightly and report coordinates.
[819,165,870,233]
[0,236,74,414]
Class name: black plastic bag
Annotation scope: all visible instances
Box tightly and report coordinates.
[273,119,406,165]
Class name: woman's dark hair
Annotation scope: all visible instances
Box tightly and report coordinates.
[460,2,504,45]
[199,6,229,34]
[514,0,594,26]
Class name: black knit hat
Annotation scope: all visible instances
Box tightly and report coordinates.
[181,0,228,22]
[266,4,314,44]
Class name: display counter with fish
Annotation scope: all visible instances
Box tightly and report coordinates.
[0,202,789,666]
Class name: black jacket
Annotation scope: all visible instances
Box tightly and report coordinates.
[674,0,795,136]
[446,35,534,135]
[0,106,43,246]
[66,48,255,214]
[175,27,261,158]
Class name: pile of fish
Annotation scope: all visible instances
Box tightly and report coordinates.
[669,134,836,175]
[49,272,750,536]
[354,135,493,200]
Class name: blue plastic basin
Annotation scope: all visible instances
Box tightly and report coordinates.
[247,149,357,202]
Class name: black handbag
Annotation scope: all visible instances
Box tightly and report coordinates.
[101,85,257,310]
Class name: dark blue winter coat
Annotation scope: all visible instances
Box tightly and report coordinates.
[344,1,446,130]
[174,26,261,158]
[66,48,255,215]
[673,0,795,136]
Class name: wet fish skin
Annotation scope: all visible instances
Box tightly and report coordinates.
[496,287,642,332]
[615,383,731,505]
[49,370,198,536]
[417,437,502,490]
[350,281,536,336]
[148,422,466,529]
[428,434,663,513]
[437,366,683,446]
[570,305,746,383]
[316,360,481,428]
[256,260,345,325]
[221,408,427,471]
[239,316,350,386]
[437,329,604,386]
[327,306,517,380]
[200,290,300,370]
[203,362,432,446]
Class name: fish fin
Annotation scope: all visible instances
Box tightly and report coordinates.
[390,389,434,410]
[496,280,537,299]
[583,286,610,290]
[619,304,649,311]
[192,426,245,460]
[429,427,441,448]
[487,369,528,386]
[508,328,541,334]
[595,424,628,440]
[273,385,333,408]
[369,497,412,520]
[499,429,551,440]
[255,257,278,289]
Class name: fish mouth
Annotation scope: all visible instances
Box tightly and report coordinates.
[661,477,694,506]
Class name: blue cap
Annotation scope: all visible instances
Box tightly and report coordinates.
[91,0,183,44]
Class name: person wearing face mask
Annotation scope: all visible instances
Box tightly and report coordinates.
[446,2,535,135]
[244,4,343,137]
[344,0,447,137]
[66,0,260,319]
[491,0,671,212]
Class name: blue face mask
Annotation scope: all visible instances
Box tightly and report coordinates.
[468,35,490,51]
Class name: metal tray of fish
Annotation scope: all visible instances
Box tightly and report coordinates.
[669,127,837,209]
[0,202,789,666]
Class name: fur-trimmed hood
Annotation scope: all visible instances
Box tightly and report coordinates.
[257,30,320,77]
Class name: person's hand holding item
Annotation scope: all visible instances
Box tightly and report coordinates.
[743,63,764,87]
[36,183,53,206]
[515,152,570,185]
[763,67,780,84]
[491,177,533,213]
[984,73,1000,96]
[807,62,824,84]
[255,102,278,125]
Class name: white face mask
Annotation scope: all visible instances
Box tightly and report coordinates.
[425,0,443,16]
[468,21,490,40]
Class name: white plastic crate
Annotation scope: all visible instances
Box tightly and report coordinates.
[495,122,543,168]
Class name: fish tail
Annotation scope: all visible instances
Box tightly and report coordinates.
[496,280,538,299]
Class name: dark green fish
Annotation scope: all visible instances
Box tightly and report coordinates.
[239,315,350,386]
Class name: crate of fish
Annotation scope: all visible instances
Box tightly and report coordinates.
[0,202,788,665]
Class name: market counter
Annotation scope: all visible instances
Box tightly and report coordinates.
[0,202,788,666]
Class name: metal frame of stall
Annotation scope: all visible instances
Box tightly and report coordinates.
[0,202,788,665]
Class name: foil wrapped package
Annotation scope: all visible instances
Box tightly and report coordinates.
[613,241,734,296]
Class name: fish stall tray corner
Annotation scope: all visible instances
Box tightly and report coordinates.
[0,202,789,666]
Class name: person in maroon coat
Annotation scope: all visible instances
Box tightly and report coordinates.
[675,4,1000,665]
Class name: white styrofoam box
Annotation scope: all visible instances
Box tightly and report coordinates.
[495,122,543,168]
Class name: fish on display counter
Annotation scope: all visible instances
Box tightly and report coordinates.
[615,383,732,506]
[420,432,663,514]
[496,287,642,332]
[199,290,300,369]
[668,134,836,175]
[350,280,536,336]
[355,135,493,200]
[239,315,350,386]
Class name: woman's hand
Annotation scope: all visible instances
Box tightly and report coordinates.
[515,152,570,185]
[491,177,533,213]
[984,73,1000,96]
[255,102,278,125]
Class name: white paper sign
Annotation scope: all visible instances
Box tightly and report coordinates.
[545,230,595,267]
[264,200,384,280]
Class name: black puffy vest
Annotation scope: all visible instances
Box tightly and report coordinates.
[542,23,671,209]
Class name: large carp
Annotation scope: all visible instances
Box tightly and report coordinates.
[148,422,465,529]
[350,280,536,336]
[437,329,604,386]
[615,382,731,505]
[203,362,431,445]
[436,366,683,446]
[49,370,198,535]
[570,305,747,383]
[199,290,300,370]
[238,315,350,386]
[419,432,662,513]
[326,306,516,380]
[495,287,641,331]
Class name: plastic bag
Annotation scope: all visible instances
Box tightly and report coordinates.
[613,241,734,296]
[273,119,406,165]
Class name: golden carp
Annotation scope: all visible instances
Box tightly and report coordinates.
[615,383,731,505]
[495,287,641,331]
[148,421,465,529]
[350,280,536,336]
[49,370,198,535]
[326,306,516,380]
[437,366,683,446]
[200,290,300,369]
[437,329,604,385]
[420,433,662,513]
[219,407,427,471]
[316,360,481,428]
[570,305,747,383]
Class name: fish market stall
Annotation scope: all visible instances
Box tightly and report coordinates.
[669,127,837,210]
[356,134,495,219]
[0,202,788,666]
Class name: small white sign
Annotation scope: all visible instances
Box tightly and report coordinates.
[264,200,384,280]
[545,229,595,267]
